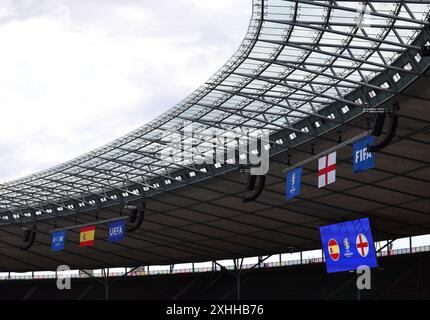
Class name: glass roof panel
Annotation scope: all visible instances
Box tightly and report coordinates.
[1,0,429,220]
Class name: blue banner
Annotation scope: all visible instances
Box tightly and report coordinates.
[319,218,378,273]
[286,166,302,199]
[51,231,66,251]
[108,220,125,243]
[353,136,375,173]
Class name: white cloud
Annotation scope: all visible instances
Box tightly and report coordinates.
[0,0,251,182]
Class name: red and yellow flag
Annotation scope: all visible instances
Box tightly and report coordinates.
[80,226,96,247]
[328,239,340,261]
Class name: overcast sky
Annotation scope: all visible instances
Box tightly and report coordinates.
[0,0,251,182]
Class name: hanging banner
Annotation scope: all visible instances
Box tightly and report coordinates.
[80,226,96,247]
[286,166,302,199]
[319,218,378,273]
[353,135,375,173]
[51,231,66,251]
[318,151,337,188]
[108,220,125,243]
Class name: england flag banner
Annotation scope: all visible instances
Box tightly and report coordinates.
[318,151,336,188]
[286,166,302,199]
[353,135,375,173]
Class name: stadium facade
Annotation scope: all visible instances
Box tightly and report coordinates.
[0,0,429,301]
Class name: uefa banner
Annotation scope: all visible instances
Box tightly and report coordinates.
[108,220,125,243]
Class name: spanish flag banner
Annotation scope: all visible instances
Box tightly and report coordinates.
[80,226,96,247]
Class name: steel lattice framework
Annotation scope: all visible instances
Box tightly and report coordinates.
[1,0,430,226]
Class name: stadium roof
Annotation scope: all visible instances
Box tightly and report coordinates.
[0,0,429,272]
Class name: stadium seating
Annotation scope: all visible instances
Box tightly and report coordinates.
[2,252,430,300]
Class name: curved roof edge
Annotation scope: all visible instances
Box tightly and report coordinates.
[1,1,263,186]
[1,0,430,224]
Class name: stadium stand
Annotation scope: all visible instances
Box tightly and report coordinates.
[1,252,430,300]
[0,0,429,301]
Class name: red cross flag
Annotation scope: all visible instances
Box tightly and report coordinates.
[318,151,337,188]
[356,233,369,257]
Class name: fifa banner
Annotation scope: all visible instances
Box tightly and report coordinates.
[319,218,378,273]
[353,135,375,173]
